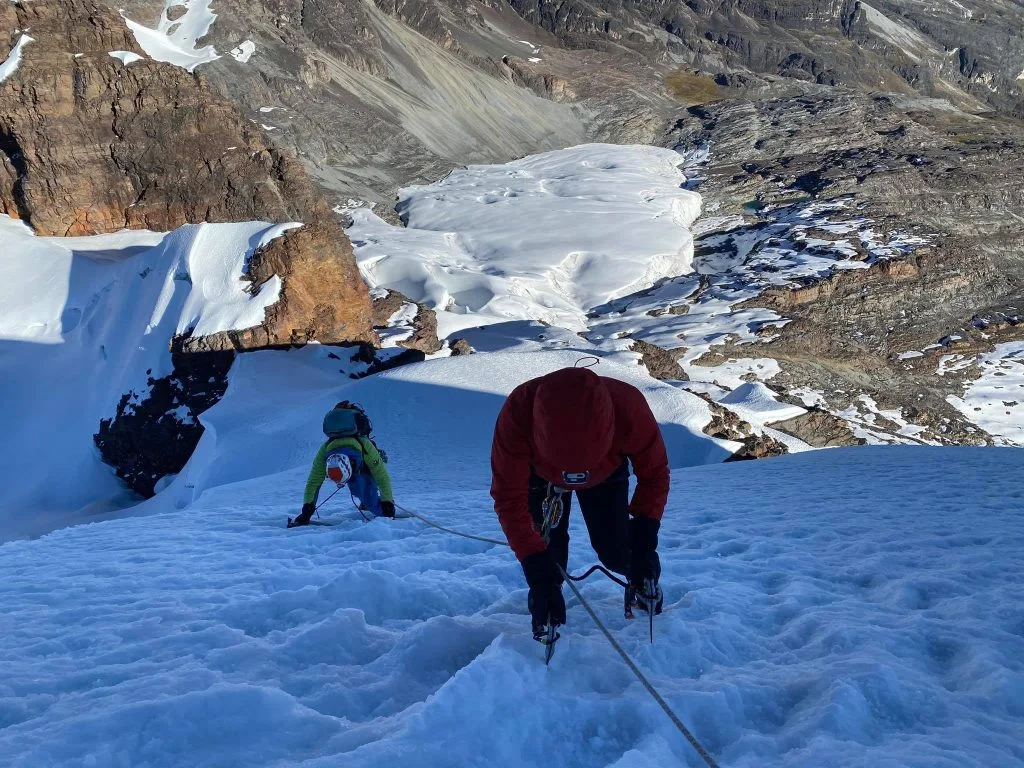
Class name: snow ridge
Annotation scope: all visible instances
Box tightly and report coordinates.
[0,216,295,535]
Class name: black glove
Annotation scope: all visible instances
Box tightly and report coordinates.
[522,551,566,637]
[293,502,316,526]
[380,501,396,518]
[629,516,660,585]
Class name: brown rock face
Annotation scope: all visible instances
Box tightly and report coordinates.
[370,288,443,354]
[631,339,688,381]
[0,0,374,347]
[177,222,375,351]
[771,409,866,449]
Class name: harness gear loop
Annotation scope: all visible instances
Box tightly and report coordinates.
[540,483,567,544]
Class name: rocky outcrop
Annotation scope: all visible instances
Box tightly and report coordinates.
[632,339,687,381]
[94,352,234,497]
[370,288,443,354]
[697,394,790,460]
[771,409,865,449]
[1,0,380,501]
[0,0,375,349]
[449,338,474,356]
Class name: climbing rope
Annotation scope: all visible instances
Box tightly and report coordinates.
[557,562,721,768]
[313,486,343,518]
[347,491,372,523]
[564,563,630,590]
[390,501,722,768]
[395,503,508,546]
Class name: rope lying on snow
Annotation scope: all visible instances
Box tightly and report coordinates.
[556,563,721,768]
[393,503,722,768]
[395,504,508,546]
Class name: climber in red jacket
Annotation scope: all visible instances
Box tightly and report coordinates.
[491,366,669,639]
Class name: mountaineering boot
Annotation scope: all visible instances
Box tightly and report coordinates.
[529,581,566,640]
[631,580,664,615]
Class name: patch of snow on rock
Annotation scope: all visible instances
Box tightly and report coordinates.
[945,341,1024,446]
[0,34,33,84]
[109,50,144,65]
[229,40,255,63]
[124,0,220,72]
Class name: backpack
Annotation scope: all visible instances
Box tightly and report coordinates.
[322,402,390,463]
[322,402,372,439]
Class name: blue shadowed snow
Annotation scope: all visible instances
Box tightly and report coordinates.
[1,348,1022,768]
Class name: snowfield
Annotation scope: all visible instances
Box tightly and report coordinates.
[351,144,702,337]
[0,349,1020,768]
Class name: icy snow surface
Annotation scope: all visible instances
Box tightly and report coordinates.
[0,216,293,537]
[124,0,220,72]
[350,144,702,338]
[0,348,1020,768]
[0,33,32,84]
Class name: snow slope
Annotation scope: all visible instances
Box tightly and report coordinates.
[164,347,735,511]
[0,375,1020,768]
[0,216,295,539]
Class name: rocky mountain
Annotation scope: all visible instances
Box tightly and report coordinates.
[96,0,1024,207]
[2,0,1023,513]
[1,0,378,499]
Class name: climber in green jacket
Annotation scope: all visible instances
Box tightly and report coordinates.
[290,402,395,527]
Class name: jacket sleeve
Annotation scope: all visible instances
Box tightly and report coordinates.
[490,387,545,561]
[360,438,394,502]
[625,395,670,523]
[303,443,329,506]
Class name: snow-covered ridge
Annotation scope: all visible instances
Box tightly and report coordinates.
[0,216,295,536]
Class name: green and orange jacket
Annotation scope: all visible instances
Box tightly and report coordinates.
[303,436,394,506]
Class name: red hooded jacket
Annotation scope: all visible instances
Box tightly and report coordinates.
[491,368,670,561]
